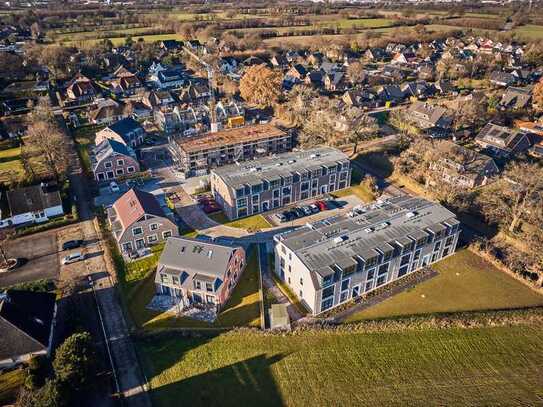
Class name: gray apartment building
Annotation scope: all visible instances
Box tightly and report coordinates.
[273,196,461,315]
[211,147,351,220]
[169,123,292,178]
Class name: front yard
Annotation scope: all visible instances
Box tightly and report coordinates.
[120,244,262,330]
[137,322,543,407]
[345,249,543,323]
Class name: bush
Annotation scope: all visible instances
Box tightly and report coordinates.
[52,332,95,390]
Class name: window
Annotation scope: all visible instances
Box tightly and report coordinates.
[206,295,215,304]
[341,278,350,291]
[206,282,213,292]
[117,159,124,166]
[366,268,375,281]
[252,194,259,203]
[322,285,334,299]
[235,188,244,198]
[443,247,450,257]
[445,236,454,247]
[400,254,411,266]
[434,241,442,252]
[273,189,280,198]
[161,274,168,283]
[299,277,303,286]
[300,181,309,191]
[376,274,387,286]
[132,227,143,236]
[116,168,124,175]
[364,280,373,292]
[365,256,378,268]
[251,184,262,194]
[378,263,389,275]
[321,297,334,312]
[148,234,158,243]
[172,276,179,285]
[195,281,201,290]
[339,290,349,303]
[398,264,409,277]
[413,249,421,262]
[127,166,135,173]
[150,223,159,231]
[416,238,426,249]
[105,161,112,168]
[322,275,333,287]
[282,186,291,195]
[236,198,247,208]
[162,230,172,239]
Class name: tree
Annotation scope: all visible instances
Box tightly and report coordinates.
[52,332,94,390]
[17,379,62,407]
[25,121,69,180]
[477,162,543,233]
[533,78,543,111]
[389,109,420,137]
[239,64,282,107]
[342,107,379,154]
[346,61,365,84]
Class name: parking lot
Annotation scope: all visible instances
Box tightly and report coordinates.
[0,230,61,288]
[263,194,364,227]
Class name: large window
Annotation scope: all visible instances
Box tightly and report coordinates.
[206,282,213,292]
[400,254,411,266]
[366,268,375,281]
[321,297,334,312]
[398,264,409,277]
[322,285,334,299]
[132,227,143,236]
[341,278,350,291]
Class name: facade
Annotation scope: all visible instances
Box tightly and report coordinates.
[154,237,246,310]
[170,124,292,178]
[475,122,532,158]
[273,196,461,315]
[95,117,146,148]
[211,147,351,220]
[0,290,57,369]
[107,188,179,254]
[92,138,140,182]
[0,183,64,228]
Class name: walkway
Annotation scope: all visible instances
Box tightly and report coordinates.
[258,243,304,324]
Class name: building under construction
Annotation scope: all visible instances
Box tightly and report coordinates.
[169,123,293,177]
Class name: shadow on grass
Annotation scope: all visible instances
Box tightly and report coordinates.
[134,332,286,407]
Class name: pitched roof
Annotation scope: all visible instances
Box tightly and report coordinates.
[112,188,166,232]
[0,290,56,360]
[6,184,62,217]
[108,117,142,137]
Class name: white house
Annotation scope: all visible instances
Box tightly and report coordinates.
[0,183,64,228]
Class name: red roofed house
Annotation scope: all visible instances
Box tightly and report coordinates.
[107,188,179,254]
[65,73,96,104]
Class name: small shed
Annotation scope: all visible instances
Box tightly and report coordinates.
[269,304,290,330]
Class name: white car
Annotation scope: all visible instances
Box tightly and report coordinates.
[109,181,120,193]
[62,252,84,265]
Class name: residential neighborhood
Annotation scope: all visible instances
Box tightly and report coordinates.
[0,1,542,407]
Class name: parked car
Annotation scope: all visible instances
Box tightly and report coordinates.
[315,200,327,211]
[276,212,287,223]
[109,181,120,193]
[293,207,305,218]
[301,206,312,216]
[62,239,83,250]
[62,252,84,265]
[309,204,320,214]
[326,199,340,209]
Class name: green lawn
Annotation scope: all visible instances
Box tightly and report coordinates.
[0,147,24,183]
[138,324,543,407]
[209,212,272,231]
[345,249,543,323]
[124,247,261,329]
[0,368,24,405]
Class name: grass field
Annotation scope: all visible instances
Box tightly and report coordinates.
[123,246,261,329]
[208,212,272,230]
[512,24,543,40]
[333,183,374,203]
[345,249,543,323]
[68,33,184,46]
[0,368,24,405]
[138,324,543,407]
[0,147,25,183]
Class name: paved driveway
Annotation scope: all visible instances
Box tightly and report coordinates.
[0,231,60,288]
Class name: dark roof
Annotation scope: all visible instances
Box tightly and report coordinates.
[108,117,142,137]
[6,184,62,217]
[0,290,56,360]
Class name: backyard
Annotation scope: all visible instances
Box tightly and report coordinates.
[121,244,261,330]
[345,249,543,323]
[137,323,543,407]
[208,212,272,231]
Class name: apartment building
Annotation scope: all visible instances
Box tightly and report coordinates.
[211,147,351,220]
[273,196,460,315]
[169,124,292,177]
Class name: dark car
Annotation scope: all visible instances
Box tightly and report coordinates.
[284,210,297,221]
[62,240,83,251]
[325,199,340,209]
[293,207,306,218]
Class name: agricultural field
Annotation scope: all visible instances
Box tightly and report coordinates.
[345,249,543,323]
[138,323,543,407]
[512,24,543,40]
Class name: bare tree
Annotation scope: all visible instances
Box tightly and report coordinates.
[342,107,379,154]
[477,162,543,233]
[25,121,70,181]
[347,61,365,84]
[239,64,282,107]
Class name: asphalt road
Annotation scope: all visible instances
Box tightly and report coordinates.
[0,230,60,288]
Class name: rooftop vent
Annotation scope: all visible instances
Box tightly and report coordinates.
[333,235,348,244]
[406,211,418,218]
